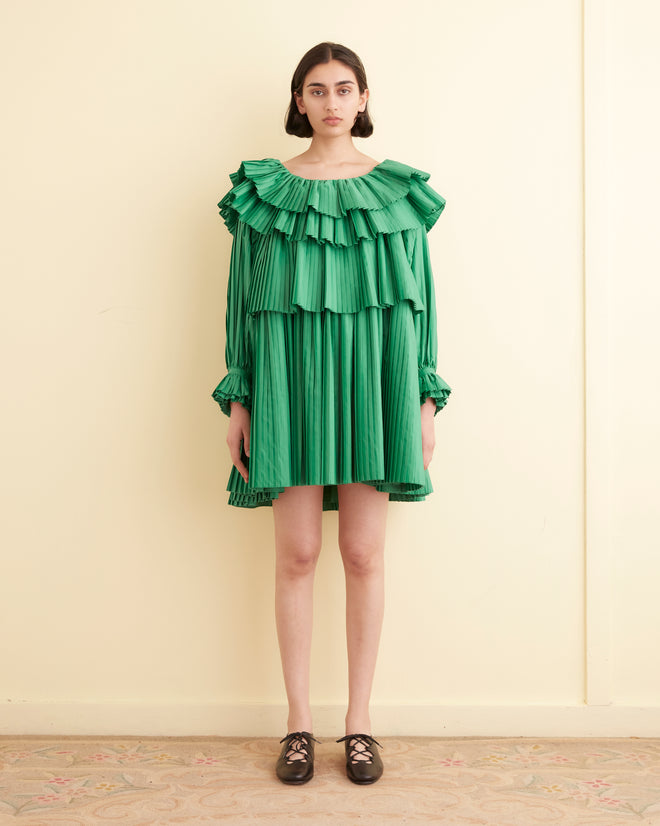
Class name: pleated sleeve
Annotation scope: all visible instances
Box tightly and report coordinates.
[211,219,253,416]
[411,227,452,414]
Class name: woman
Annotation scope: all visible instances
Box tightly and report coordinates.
[212,42,451,785]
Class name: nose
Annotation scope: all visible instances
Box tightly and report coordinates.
[325,92,340,111]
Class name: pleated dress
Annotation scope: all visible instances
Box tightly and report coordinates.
[211,158,451,510]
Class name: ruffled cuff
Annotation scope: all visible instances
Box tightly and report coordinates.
[419,367,452,415]
[211,367,252,417]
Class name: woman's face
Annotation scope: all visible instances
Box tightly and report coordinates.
[295,59,368,137]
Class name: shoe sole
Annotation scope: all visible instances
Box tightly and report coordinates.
[346,770,382,785]
[277,771,314,785]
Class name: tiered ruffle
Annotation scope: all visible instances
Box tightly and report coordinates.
[219,159,446,244]
[211,159,451,509]
[217,160,447,319]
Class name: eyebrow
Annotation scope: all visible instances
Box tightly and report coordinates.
[305,80,356,88]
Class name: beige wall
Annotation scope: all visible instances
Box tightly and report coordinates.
[1,0,658,736]
[601,3,660,706]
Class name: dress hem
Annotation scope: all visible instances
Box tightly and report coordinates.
[225,475,434,511]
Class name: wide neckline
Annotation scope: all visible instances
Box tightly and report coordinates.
[273,158,388,182]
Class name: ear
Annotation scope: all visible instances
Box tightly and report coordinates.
[294,92,306,115]
[358,87,369,113]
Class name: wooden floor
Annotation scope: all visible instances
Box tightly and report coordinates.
[1,736,660,824]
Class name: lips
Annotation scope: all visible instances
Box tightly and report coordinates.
[323,117,342,125]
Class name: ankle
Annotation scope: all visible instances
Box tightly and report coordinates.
[345,712,371,736]
[287,713,313,734]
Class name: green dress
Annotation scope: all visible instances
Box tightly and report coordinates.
[211,158,451,510]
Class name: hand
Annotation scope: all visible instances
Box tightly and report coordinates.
[421,397,436,469]
[227,402,251,483]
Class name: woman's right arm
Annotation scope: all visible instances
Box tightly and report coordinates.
[211,219,253,482]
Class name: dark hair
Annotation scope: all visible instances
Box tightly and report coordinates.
[285,42,374,139]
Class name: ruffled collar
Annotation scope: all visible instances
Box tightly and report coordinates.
[219,157,446,244]
[230,158,432,217]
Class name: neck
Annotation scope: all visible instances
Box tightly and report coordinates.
[305,134,361,164]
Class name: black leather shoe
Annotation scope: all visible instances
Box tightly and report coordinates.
[276,731,319,784]
[337,734,383,784]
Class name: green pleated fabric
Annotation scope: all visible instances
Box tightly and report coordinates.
[211,158,451,509]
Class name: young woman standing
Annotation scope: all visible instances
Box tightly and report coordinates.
[212,42,451,785]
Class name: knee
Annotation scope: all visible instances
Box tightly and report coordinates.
[277,537,322,579]
[339,537,384,577]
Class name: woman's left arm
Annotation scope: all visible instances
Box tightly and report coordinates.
[411,227,452,466]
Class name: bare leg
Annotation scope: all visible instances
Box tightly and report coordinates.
[272,485,324,734]
[337,483,388,735]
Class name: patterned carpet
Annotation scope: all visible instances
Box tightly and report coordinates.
[1,736,660,824]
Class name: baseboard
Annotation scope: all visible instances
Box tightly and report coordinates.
[2,701,660,738]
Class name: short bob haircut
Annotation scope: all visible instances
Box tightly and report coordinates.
[285,42,374,139]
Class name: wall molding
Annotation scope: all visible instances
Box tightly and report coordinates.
[2,702,659,738]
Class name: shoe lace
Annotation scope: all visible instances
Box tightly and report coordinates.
[336,734,383,764]
[279,731,320,764]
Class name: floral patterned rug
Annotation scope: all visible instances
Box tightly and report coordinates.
[1,736,659,824]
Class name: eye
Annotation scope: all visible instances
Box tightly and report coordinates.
[338,87,351,95]
[311,89,325,96]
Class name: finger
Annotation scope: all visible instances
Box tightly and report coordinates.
[235,458,249,484]
[228,441,249,483]
[243,428,250,458]
[227,432,249,483]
